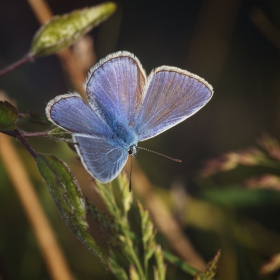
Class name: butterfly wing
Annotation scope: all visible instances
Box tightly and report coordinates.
[46,93,111,137]
[46,93,127,182]
[74,135,128,183]
[85,51,146,128]
[133,66,213,141]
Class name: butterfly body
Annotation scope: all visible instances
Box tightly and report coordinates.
[46,51,213,183]
[110,121,138,149]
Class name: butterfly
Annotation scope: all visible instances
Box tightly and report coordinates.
[46,51,213,185]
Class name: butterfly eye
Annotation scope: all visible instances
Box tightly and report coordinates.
[128,145,138,157]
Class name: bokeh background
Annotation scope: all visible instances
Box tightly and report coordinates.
[1,0,280,279]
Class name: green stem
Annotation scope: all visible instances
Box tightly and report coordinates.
[163,251,200,276]
[144,256,148,280]
[0,53,34,77]
[121,220,146,280]
[97,181,146,279]
[127,242,146,280]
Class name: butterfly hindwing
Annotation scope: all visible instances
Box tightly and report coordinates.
[133,66,213,141]
[73,135,128,183]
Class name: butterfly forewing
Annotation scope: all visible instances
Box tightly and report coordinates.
[133,66,213,141]
[85,51,146,127]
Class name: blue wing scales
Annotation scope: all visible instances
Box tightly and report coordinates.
[133,66,213,141]
[73,135,128,183]
[46,93,111,138]
[46,53,214,184]
[85,51,146,128]
[46,93,128,183]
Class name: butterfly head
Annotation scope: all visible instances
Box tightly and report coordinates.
[128,145,138,158]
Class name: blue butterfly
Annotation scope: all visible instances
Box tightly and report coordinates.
[46,51,213,184]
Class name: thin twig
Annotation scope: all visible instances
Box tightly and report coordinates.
[0,54,34,77]
[0,134,74,280]
[1,130,49,139]
[14,129,37,158]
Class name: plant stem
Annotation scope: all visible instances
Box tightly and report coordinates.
[0,53,34,77]
[128,243,146,280]
[22,131,49,138]
[120,220,146,280]
[14,129,37,158]
[163,251,199,276]
[1,130,49,139]
[144,256,148,279]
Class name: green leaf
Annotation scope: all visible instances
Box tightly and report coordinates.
[36,154,108,268]
[154,246,166,280]
[108,250,129,280]
[163,251,199,276]
[118,173,133,214]
[30,2,116,57]
[47,126,73,142]
[138,201,156,277]
[129,266,140,280]
[0,101,18,130]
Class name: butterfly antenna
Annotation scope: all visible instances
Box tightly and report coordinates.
[137,147,182,162]
[129,157,134,192]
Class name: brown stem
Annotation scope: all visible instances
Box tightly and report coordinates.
[14,129,37,158]
[1,129,49,139]
[0,54,34,77]
[22,131,49,138]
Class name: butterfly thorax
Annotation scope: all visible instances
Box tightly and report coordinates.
[111,120,138,149]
